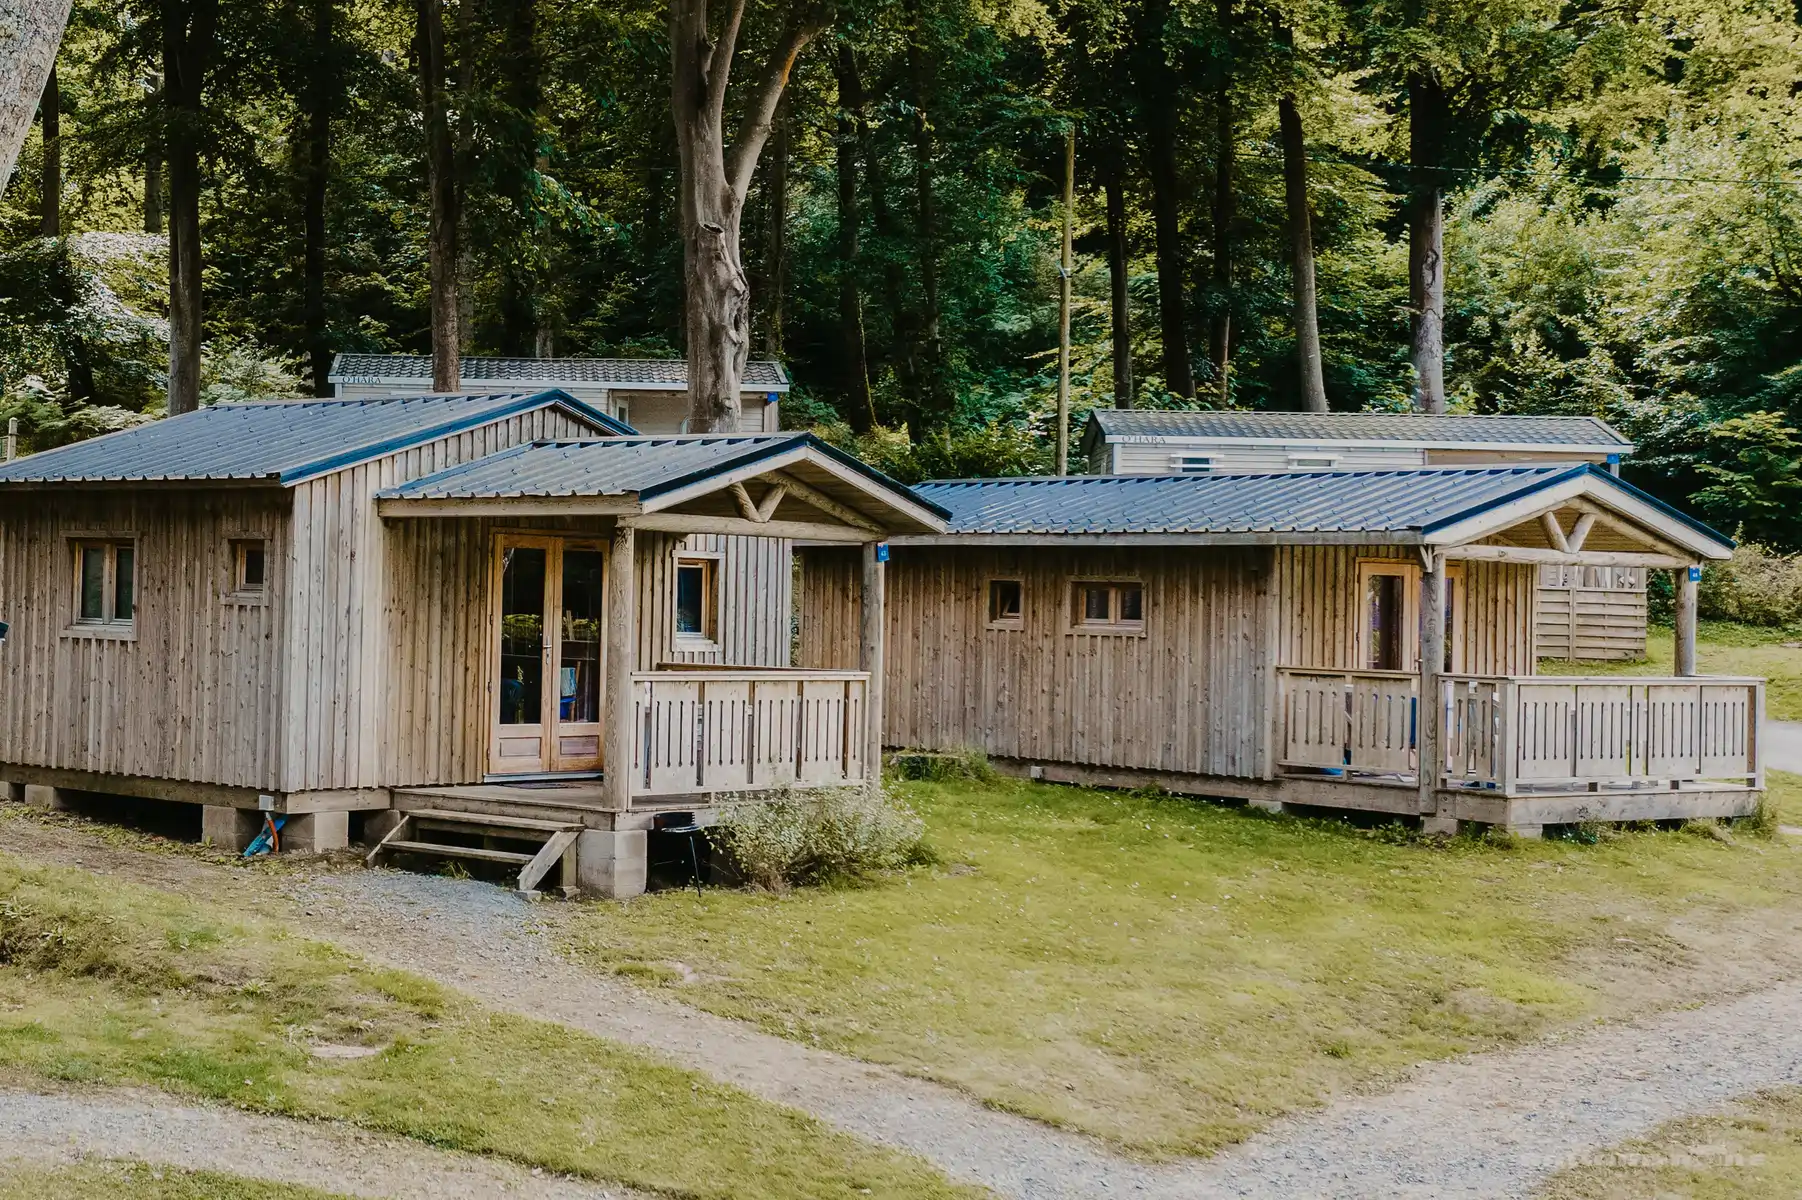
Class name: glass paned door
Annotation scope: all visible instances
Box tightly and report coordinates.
[490,536,608,776]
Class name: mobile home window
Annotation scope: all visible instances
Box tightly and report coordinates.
[74,541,135,627]
[988,579,1024,627]
[232,539,267,595]
[1071,581,1144,632]
[1288,454,1338,470]
[1171,455,1213,474]
[674,557,718,641]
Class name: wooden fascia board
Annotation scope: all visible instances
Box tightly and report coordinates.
[632,513,874,542]
[1424,477,1730,560]
[640,446,946,533]
[1440,545,1691,569]
[377,496,641,518]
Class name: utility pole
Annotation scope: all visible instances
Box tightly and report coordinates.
[1056,125,1074,476]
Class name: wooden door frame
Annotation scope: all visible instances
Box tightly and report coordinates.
[547,539,608,774]
[1355,558,1466,672]
[489,533,559,776]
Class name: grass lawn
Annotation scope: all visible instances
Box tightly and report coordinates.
[1537,1088,1802,1199]
[1540,620,1802,720]
[567,772,1802,1160]
[0,855,979,1200]
[0,1164,349,1200]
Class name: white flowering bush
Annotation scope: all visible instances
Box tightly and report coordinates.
[710,785,930,890]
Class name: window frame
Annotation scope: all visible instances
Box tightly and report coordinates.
[227,537,271,605]
[986,578,1025,629]
[672,552,722,646]
[1170,454,1213,474]
[1068,578,1146,635]
[1354,558,1466,673]
[1287,453,1340,470]
[67,536,138,639]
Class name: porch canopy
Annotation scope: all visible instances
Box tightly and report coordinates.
[374,432,948,542]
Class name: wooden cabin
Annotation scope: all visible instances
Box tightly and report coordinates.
[1081,410,1648,659]
[801,466,1762,835]
[0,391,945,896]
[329,354,789,434]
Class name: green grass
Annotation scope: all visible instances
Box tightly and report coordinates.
[1540,621,1802,720]
[1537,1088,1802,1199]
[0,1163,350,1200]
[0,855,980,1200]
[567,773,1802,1160]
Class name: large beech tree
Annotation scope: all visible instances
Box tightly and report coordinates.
[0,0,73,197]
[670,0,826,431]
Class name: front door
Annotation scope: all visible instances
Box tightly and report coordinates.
[491,536,607,776]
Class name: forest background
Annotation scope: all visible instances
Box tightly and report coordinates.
[1,0,1800,549]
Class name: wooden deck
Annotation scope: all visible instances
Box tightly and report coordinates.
[393,781,719,830]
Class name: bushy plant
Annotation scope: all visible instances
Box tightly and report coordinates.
[710,785,930,890]
[1698,542,1802,626]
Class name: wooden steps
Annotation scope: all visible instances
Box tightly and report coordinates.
[366,809,583,898]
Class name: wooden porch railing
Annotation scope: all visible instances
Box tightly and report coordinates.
[1277,668,1764,794]
[631,669,870,797]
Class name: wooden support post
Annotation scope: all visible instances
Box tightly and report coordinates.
[1418,553,1446,818]
[603,521,637,811]
[1674,565,1699,677]
[860,541,886,782]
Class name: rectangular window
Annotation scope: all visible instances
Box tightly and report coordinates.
[1172,455,1213,474]
[987,579,1023,628]
[74,540,135,628]
[1071,581,1145,632]
[232,539,267,596]
[1288,454,1338,470]
[674,557,718,641]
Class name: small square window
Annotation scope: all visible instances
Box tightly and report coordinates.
[988,579,1023,627]
[674,557,718,641]
[1071,581,1145,632]
[232,539,267,595]
[74,540,135,628]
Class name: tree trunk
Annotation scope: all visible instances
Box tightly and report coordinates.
[669,0,818,432]
[1408,70,1446,413]
[39,66,59,236]
[1104,167,1134,409]
[144,73,164,234]
[417,0,460,391]
[834,42,874,432]
[1279,93,1327,412]
[908,33,950,430]
[301,0,333,396]
[1143,86,1193,401]
[163,0,217,416]
[1207,0,1233,405]
[763,94,789,357]
[0,0,73,199]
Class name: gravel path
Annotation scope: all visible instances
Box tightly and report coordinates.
[8,817,1802,1199]
[0,1085,644,1199]
[1765,719,1802,773]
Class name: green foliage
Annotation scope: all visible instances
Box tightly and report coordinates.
[1698,542,1802,627]
[710,786,932,889]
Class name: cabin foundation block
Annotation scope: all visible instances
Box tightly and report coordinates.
[22,785,71,812]
[202,805,261,851]
[0,781,20,803]
[577,829,647,899]
[1421,816,1460,837]
[1502,823,1544,840]
[360,810,407,846]
[282,811,350,854]
[1245,797,1284,815]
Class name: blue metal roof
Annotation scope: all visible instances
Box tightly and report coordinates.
[1085,409,1632,448]
[911,465,1728,548]
[379,433,952,522]
[0,391,633,487]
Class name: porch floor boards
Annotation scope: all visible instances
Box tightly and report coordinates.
[392,782,709,830]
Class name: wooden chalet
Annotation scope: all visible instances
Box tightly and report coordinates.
[0,392,944,896]
[1081,410,1649,659]
[328,354,790,434]
[801,465,1764,836]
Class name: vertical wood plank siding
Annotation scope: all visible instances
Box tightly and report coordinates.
[635,532,791,669]
[852,542,1539,780]
[881,545,1273,779]
[0,489,290,788]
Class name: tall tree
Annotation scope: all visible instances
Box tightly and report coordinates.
[496,0,544,357]
[299,0,336,396]
[1279,92,1327,411]
[833,41,874,430]
[163,0,218,415]
[39,66,60,235]
[1136,0,1194,401]
[762,93,790,356]
[143,71,163,234]
[0,0,73,197]
[1408,68,1447,411]
[1207,0,1234,404]
[669,0,824,431]
[1104,163,1134,409]
[417,0,460,390]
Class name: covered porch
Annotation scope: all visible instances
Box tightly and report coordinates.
[1273,469,1760,835]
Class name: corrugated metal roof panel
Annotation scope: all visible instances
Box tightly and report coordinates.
[0,392,630,486]
[329,353,791,389]
[1087,409,1632,448]
[913,467,1577,536]
[381,435,802,499]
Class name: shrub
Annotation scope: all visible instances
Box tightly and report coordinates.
[710,785,930,890]
[1698,542,1802,626]
[891,746,997,784]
